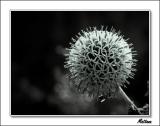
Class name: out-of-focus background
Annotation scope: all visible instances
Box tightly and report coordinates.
[11,11,149,115]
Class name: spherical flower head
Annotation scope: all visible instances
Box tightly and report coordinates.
[65,26,137,98]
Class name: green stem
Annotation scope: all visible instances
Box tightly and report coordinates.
[118,86,142,115]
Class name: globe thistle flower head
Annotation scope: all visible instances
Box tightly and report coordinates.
[64,26,137,99]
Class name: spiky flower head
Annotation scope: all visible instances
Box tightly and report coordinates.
[64,26,137,99]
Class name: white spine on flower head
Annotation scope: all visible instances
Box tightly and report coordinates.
[64,26,137,98]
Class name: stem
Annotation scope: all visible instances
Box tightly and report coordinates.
[118,86,142,115]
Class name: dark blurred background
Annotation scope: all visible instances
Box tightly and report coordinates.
[11,11,149,115]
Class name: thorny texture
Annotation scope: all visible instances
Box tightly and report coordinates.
[64,26,137,99]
